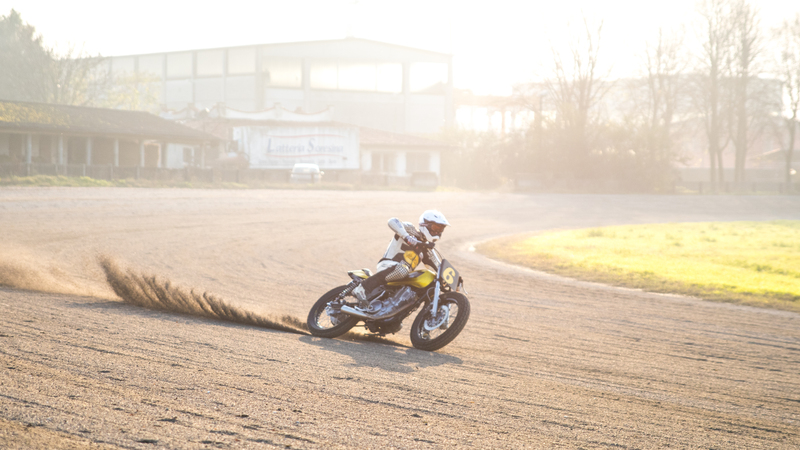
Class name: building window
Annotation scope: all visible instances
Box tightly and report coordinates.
[228,48,256,75]
[377,63,402,93]
[406,153,430,173]
[310,62,338,90]
[263,59,302,88]
[310,61,402,93]
[167,52,193,78]
[410,62,448,94]
[111,56,135,75]
[197,50,223,77]
[138,54,164,77]
[338,63,376,91]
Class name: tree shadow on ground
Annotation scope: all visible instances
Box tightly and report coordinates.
[299,334,462,373]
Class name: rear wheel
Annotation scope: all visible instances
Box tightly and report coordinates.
[410,292,470,351]
[307,285,359,338]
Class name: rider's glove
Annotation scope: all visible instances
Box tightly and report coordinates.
[404,235,421,247]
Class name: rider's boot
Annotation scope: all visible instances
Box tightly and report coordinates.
[351,284,369,309]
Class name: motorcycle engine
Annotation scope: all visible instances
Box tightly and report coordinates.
[365,286,417,318]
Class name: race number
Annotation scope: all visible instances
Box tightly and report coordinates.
[439,259,460,287]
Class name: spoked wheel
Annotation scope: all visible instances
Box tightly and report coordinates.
[410,292,470,351]
[307,285,360,338]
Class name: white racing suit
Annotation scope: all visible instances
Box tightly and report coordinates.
[358,218,435,298]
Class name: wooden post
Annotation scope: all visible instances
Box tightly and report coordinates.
[49,135,56,164]
[58,135,65,165]
[86,137,93,165]
[139,141,145,167]
[26,133,32,164]
[162,142,169,168]
[113,138,119,167]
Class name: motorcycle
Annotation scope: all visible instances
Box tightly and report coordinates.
[306,243,470,351]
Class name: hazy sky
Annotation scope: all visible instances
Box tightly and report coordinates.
[7,0,799,95]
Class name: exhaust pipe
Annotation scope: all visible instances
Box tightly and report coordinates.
[340,304,414,321]
[340,305,370,319]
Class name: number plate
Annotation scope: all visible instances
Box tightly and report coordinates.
[439,259,460,288]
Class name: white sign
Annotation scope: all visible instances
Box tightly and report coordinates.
[233,126,359,169]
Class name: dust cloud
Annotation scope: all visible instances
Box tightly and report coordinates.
[97,256,308,335]
[0,247,115,299]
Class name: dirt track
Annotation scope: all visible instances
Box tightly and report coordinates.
[1,188,799,449]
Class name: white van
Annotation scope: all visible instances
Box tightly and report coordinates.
[290,163,324,184]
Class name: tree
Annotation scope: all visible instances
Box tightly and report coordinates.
[51,44,110,106]
[772,13,800,186]
[694,0,736,190]
[728,0,764,184]
[0,9,52,102]
[440,127,509,189]
[0,9,158,111]
[640,28,688,172]
[542,15,611,178]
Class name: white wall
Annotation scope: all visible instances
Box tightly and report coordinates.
[430,151,440,175]
[394,151,406,176]
[361,150,372,172]
[165,143,197,169]
[361,147,441,176]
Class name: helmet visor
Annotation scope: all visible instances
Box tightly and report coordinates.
[427,223,446,237]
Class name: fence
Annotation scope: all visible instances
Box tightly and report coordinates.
[674,181,798,195]
[0,164,440,188]
[514,173,799,194]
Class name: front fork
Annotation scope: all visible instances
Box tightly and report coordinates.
[431,280,442,313]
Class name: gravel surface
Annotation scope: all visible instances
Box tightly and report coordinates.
[1,188,799,449]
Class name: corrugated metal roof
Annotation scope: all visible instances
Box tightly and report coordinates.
[0,101,219,142]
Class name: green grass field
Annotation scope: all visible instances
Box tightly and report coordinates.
[478,221,800,311]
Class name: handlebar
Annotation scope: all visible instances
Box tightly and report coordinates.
[416,241,435,251]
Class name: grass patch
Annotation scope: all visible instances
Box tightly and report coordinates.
[0,174,353,189]
[478,221,800,312]
[0,174,451,191]
[0,175,118,187]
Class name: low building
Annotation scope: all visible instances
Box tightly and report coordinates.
[0,100,221,178]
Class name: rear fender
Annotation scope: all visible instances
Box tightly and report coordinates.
[347,269,371,280]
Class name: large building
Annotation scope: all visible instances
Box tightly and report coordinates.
[105,38,454,136]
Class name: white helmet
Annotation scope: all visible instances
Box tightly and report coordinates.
[418,210,450,242]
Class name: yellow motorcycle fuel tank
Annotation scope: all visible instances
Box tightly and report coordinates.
[387,270,436,289]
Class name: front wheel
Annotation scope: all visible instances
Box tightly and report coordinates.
[307,285,360,338]
[410,292,470,351]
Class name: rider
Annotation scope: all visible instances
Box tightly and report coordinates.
[351,210,450,307]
